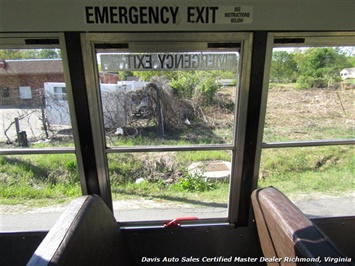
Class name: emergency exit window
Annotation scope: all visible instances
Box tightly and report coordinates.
[95,49,240,222]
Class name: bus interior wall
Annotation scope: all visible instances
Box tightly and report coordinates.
[1,1,355,265]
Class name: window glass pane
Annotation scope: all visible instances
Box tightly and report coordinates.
[19,86,32,99]
[0,49,73,147]
[259,146,355,217]
[96,51,239,147]
[54,86,67,98]
[0,47,79,232]
[265,46,355,142]
[109,151,231,222]
[0,154,80,231]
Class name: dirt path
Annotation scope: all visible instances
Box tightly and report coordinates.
[1,191,354,215]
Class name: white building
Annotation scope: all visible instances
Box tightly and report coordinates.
[340,68,355,80]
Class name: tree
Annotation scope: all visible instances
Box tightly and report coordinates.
[294,47,349,89]
[37,49,61,59]
[346,55,355,67]
[0,49,61,60]
[270,51,298,83]
[0,49,24,59]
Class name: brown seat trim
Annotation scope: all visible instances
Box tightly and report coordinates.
[27,195,135,266]
[251,187,353,266]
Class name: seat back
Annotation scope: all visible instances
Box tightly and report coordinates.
[251,187,352,266]
[27,195,134,266]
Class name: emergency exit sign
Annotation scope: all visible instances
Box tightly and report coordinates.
[85,6,253,25]
[101,53,238,71]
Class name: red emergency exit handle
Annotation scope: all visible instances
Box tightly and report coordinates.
[164,217,199,227]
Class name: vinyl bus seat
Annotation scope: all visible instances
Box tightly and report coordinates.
[27,195,135,266]
[251,187,353,265]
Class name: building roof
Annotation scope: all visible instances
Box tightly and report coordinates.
[340,67,355,74]
[0,59,63,75]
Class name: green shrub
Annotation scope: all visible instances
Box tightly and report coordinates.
[172,173,216,192]
[65,160,77,172]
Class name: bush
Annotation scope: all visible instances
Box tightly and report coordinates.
[65,160,77,172]
[169,72,199,98]
[169,71,220,103]
[172,173,216,192]
[195,76,219,104]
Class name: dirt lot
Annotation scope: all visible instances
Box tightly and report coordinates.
[264,85,355,141]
